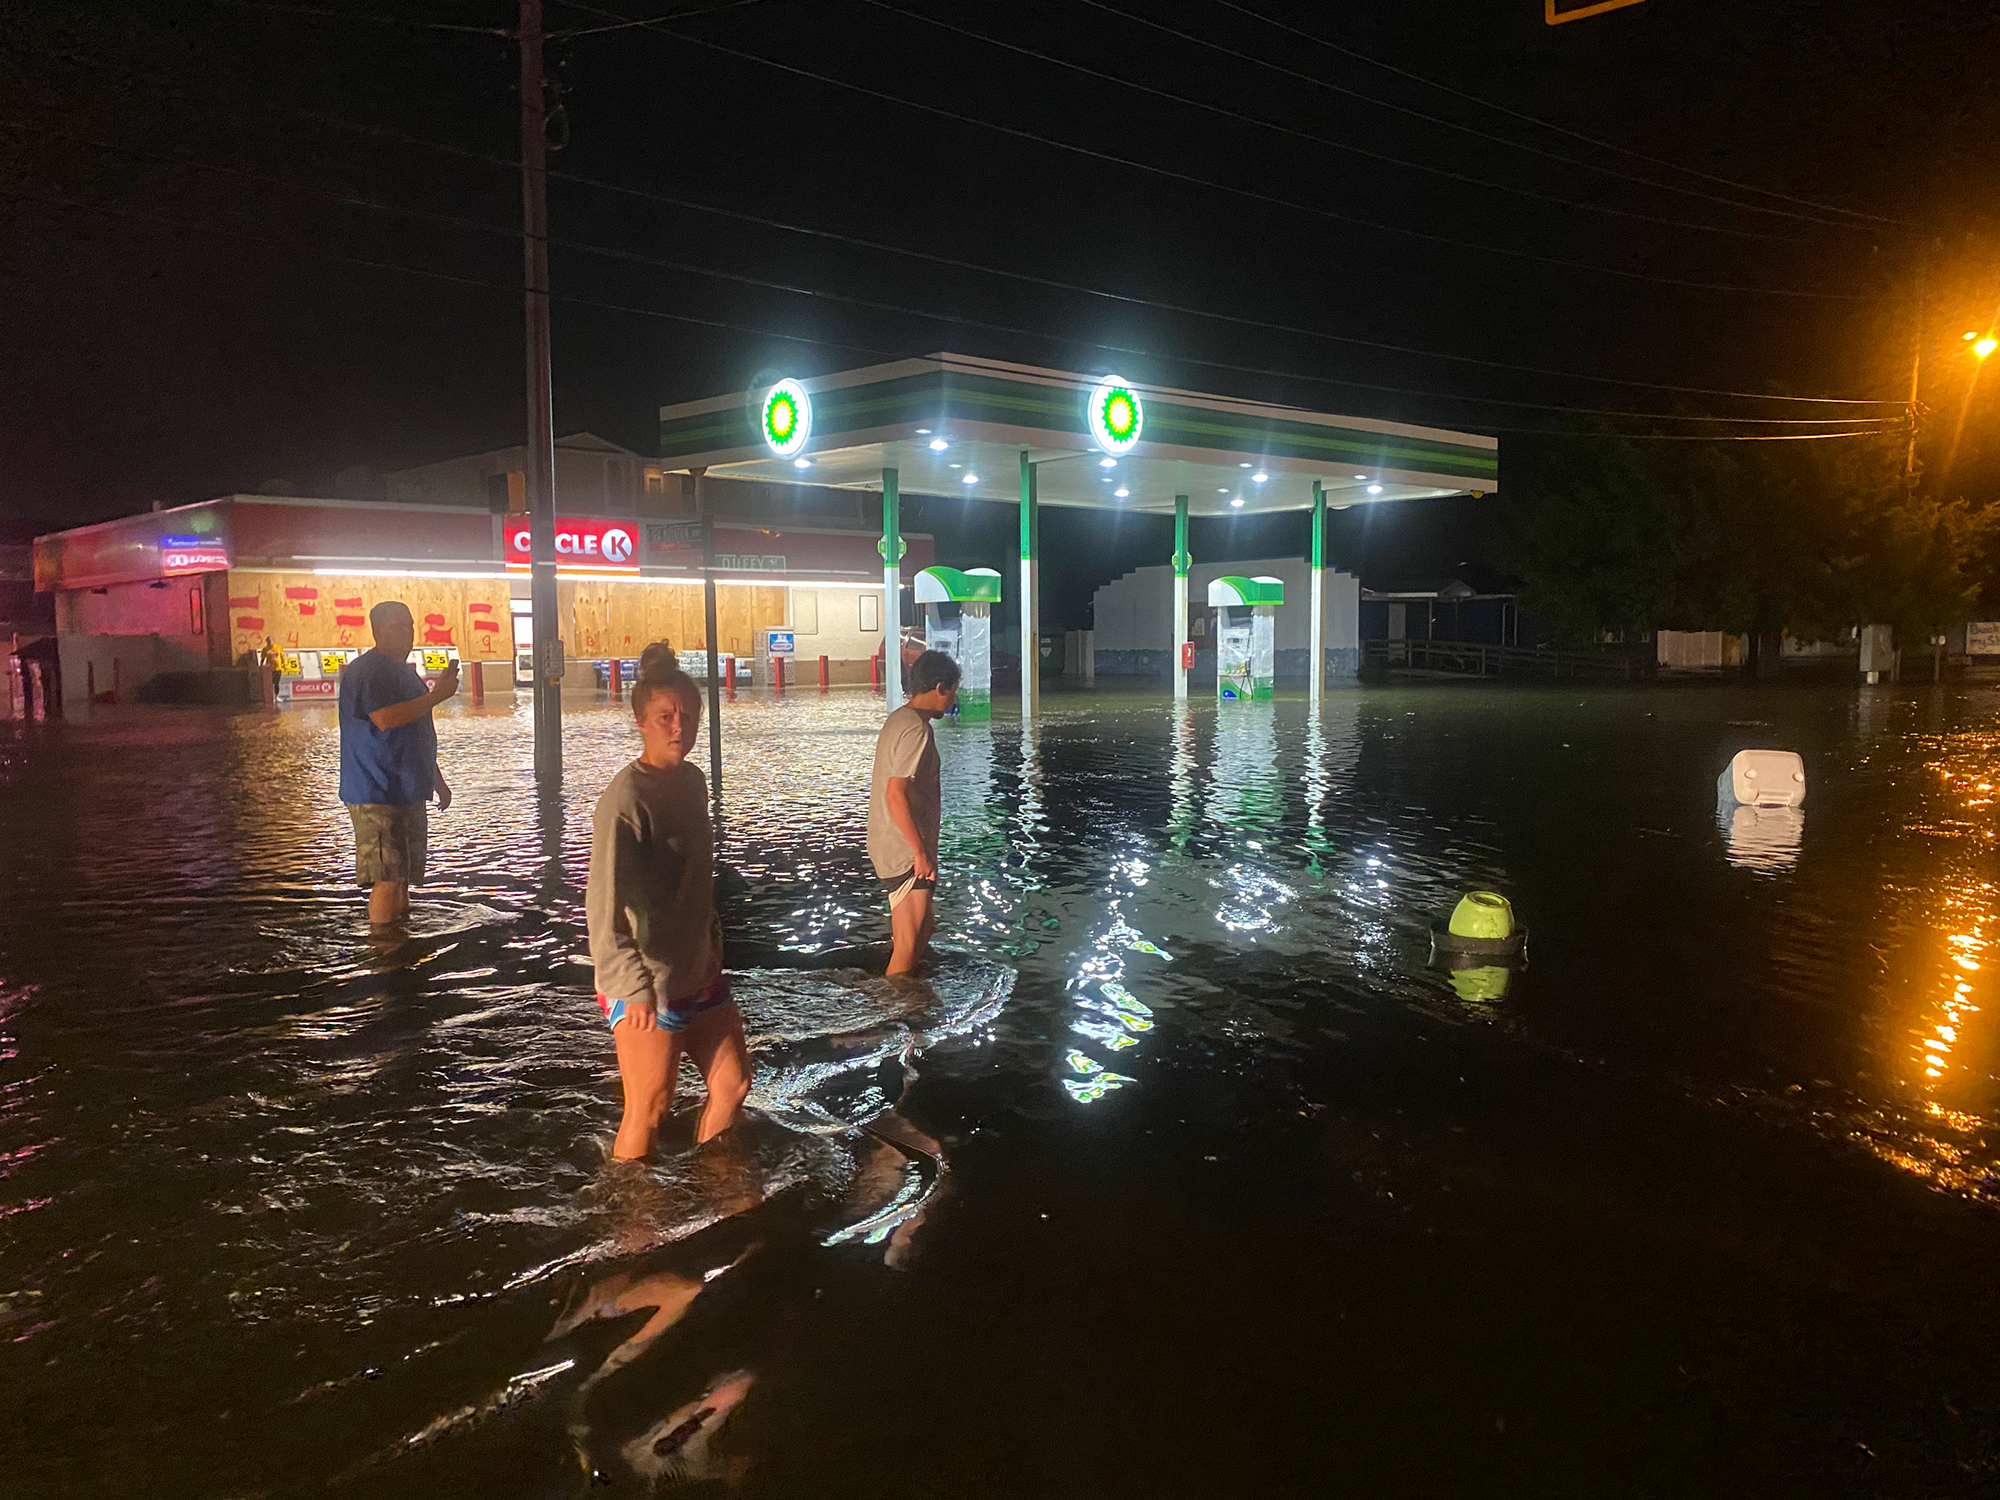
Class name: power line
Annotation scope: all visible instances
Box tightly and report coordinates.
[204,0,510,36]
[1480,427,1896,440]
[3,186,1900,444]
[547,0,768,38]
[276,106,1910,407]
[1077,0,1887,235]
[863,0,1804,245]
[2,187,905,358]
[5,119,1902,429]
[1209,0,1905,229]
[553,0,1868,300]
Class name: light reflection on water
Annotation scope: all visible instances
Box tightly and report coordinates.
[0,681,1998,1492]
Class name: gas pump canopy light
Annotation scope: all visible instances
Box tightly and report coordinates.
[1087,376,1144,455]
[760,378,813,456]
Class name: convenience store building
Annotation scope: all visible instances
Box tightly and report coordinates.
[32,492,930,706]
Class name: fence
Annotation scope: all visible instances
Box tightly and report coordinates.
[1363,637,1649,681]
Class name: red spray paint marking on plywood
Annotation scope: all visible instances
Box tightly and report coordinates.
[229,595,260,609]
[335,614,365,628]
[284,586,319,601]
[333,596,362,608]
[236,617,265,631]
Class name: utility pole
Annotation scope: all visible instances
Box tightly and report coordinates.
[1906,258,1927,486]
[519,0,562,788]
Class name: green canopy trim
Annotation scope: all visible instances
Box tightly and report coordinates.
[1207,575,1285,607]
[915,565,1004,604]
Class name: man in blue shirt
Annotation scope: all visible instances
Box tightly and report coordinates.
[339,600,459,927]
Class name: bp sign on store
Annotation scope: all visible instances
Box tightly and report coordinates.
[505,517,639,571]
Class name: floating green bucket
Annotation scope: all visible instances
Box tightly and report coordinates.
[1432,891,1526,958]
[1447,891,1514,940]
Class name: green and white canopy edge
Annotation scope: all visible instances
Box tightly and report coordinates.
[1207,575,1286,608]
[915,565,1004,604]
[659,353,1498,714]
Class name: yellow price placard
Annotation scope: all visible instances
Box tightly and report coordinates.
[422,651,452,673]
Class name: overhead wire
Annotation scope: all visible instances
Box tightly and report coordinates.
[1208,0,1905,228]
[3,187,1900,442]
[203,0,511,36]
[2,119,1904,431]
[2,22,1895,401]
[275,105,1909,408]
[547,0,1868,300]
[860,0,1804,245]
[548,0,770,38]
[1076,0,1888,235]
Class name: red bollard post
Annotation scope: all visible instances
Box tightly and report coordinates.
[774,656,785,695]
[470,657,485,706]
[818,653,829,693]
[608,658,621,703]
[725,655,737,701]
[870,652,881,692]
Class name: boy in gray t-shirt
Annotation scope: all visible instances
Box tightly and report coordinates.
[869,649,960,975]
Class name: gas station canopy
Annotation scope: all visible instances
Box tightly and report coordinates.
[659,353,1498,514]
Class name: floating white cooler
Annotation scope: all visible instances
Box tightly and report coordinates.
[1717,749,1806,808]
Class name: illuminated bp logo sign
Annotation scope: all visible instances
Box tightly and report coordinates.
[760,378,812,456]
[1086,376,1143,455]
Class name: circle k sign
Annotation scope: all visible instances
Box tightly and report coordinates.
[505,518,640,571]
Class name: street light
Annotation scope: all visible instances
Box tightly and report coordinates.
[1977,336,1997,359]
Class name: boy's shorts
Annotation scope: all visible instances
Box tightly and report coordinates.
[347,802,427,885]
[598,973,734,1034]
[881,870,937,911]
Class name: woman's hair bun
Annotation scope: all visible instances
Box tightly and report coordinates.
[637,640,678,680]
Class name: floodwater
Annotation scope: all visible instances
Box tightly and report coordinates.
[2,679,1998,1497]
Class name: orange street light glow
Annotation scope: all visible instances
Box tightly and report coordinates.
[1977,337,1998,358]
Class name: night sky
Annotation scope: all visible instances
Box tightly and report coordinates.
[5,0,1998,613]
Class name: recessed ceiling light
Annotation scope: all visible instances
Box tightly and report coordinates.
[915,427,932,434]
[949,462,962,469]
[962,472,980,484]
[1230,497,1245,508]
[793,458,811,469]
[929,438,950,452]
[1354,473,1367,480]
[1099,457,1116,469]
[1114,486,1129,498]
[1239,462,1252,469]
[1366,484,1384,495]
[1217,487,1229,494]
[1252,471,1268,483]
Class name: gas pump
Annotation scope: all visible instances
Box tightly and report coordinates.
[914,565,1003,721]
[1206,575,1283,702]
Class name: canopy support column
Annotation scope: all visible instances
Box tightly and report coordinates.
[883,467,903,713]
[1172,494,1190,702]
[1020,452,1039,721]
[700,488,722,810]
[1309,480,1326,709]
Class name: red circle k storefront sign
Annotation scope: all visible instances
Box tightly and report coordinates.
[505,518,639,572]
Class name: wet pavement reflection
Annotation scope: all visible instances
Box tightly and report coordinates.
[2,681,1999,1496]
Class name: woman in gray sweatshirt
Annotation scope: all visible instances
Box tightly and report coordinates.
[586,647,748,1159]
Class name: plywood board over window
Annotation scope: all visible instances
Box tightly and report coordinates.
[226,572,512,665]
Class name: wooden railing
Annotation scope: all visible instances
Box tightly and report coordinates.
[1362,637,1650,680]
